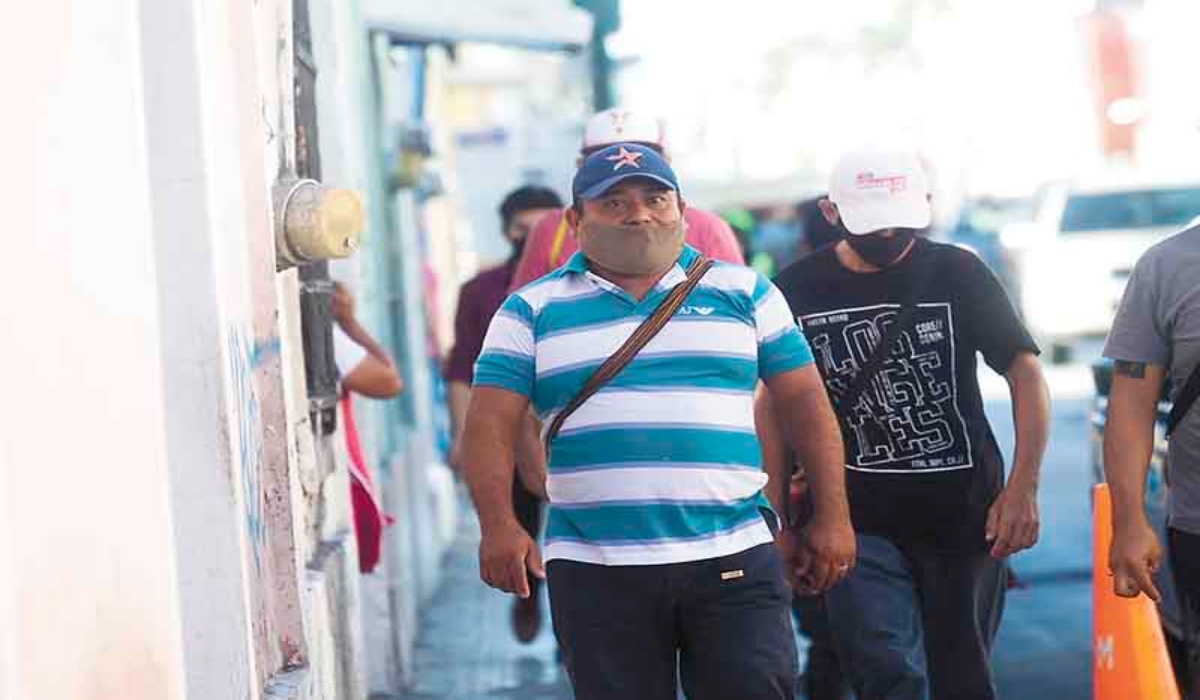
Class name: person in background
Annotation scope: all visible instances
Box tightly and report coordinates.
[508,107,744,292]
[444,185,563,643]
[719,207,756,259]
[1104,222,1200,695]
[333,281,403,399]
[797,196,844,257]
[331,282,403,574]
[787,195,851,700]
[721,207,778,278]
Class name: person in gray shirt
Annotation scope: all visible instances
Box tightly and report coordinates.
[1103,224,1200,633]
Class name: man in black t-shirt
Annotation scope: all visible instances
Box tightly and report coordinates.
[760,149,1050,700]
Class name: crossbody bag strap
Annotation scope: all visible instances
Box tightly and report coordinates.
[543,255,714,456]
[832,244,937,415]
[1168,361,1200,437]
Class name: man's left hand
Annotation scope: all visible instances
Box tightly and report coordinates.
[795,514,856,595]
[986,480,1039,558]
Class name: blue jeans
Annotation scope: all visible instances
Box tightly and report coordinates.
[824,534,1006,700]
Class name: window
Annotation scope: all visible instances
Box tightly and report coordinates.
[1060,187,1200,233]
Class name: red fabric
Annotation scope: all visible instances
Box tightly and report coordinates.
[341,393,392,573]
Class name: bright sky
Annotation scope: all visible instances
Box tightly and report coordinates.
[610,0,1200,208]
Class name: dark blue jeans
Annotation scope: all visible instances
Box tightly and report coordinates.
[793,594,850,699]
[1169,528,1200,696]
[824,534,1006,700]
[547,543,797,700]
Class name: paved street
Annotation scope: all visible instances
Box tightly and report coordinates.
[984,362,1096,700]
[401,363,1099,699]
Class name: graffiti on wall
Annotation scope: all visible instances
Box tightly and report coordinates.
[227,328,282,571]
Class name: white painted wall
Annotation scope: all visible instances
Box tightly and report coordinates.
[138,0,288,695]
[1,0,373,698]
[0,3,189,699]
[0,0,509,694]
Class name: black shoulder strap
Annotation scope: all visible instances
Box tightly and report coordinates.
[833,243,937,414]
[544,256,713,456]
[1168,362,1200,437]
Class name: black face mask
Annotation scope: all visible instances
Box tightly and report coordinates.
[845,230,915,268]
[508,235,527,262]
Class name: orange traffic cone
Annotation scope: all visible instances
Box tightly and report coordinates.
[1093,484,1180,699]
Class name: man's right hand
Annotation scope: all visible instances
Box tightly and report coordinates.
[479,521,545,598]
[1109,517,1163,602]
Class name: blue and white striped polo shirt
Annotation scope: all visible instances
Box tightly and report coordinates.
[474,245,814,566]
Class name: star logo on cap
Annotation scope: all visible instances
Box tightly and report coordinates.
[606,146,644,171]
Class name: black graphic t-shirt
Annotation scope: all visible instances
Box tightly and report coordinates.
[774,239,1038,551]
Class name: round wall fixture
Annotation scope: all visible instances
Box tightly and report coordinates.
[273,178,365,269]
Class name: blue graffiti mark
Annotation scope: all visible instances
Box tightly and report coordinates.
[229,329,268,572]
[252,337,281,368]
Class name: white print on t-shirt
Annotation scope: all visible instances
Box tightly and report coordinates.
[800,303,974,474]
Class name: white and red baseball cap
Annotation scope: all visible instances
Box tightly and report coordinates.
[828,148,931,235]
[582,108,665,151]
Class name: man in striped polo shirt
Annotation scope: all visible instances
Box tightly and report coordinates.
[460,143,854,700]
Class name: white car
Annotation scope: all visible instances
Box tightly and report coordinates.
[1001,180,1200,362]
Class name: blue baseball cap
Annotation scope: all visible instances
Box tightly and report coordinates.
[572,143,680,201]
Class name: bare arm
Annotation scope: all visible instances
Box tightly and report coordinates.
[986,351,1049,557]
[761,365,853,593]
[1005,352,1050,490]
[762,366,849,527]
[339,315,394,368]
[446,380,471,469]
[447,381,471,439]
[754,384,791,516]
[1106,361,1163,530]
[513,413,548,499]
[333,282,402,398]
[463,387,527,531]
[342,354,403,398]
[1104,360,1166,600]
[461,386,544,597]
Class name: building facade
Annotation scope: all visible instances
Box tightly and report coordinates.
[0,1,591,699]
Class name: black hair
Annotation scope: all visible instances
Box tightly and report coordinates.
[797,197,843,251]
[500,186,563,231]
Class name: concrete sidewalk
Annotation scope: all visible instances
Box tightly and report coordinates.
[399,513,572,699]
